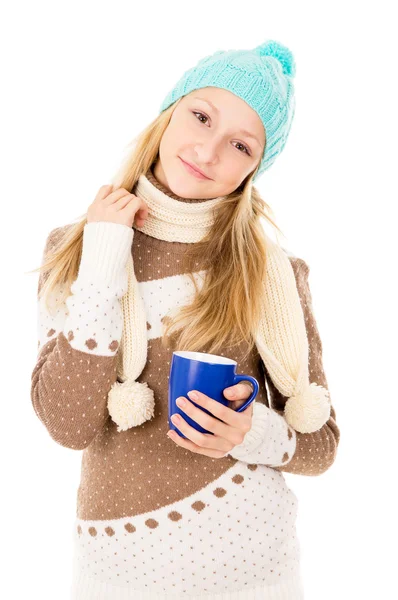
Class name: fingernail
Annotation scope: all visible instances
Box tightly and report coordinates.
[188,391,199,401]
[227,390,236,398]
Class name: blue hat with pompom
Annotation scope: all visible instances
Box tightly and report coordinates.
[159,39,296,183]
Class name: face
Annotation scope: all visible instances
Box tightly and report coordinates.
[153,86,266,198]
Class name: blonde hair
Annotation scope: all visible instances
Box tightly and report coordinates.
[30,98,285,362]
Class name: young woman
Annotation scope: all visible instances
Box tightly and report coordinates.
[31,40,340,599]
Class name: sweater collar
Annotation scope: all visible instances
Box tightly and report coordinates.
[131,167,227,243]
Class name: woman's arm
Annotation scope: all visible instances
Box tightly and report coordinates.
[227,257,340,476]
[31,222,134,450]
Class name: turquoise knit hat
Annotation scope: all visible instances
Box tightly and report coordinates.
[159,39,296,183]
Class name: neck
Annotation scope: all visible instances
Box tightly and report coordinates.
[131,166,227,243]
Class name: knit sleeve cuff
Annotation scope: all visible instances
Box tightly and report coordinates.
[227,402,271,460]
[77,221,134,288]
[226,401,297,466]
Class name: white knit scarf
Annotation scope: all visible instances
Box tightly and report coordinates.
[107,173,331,434]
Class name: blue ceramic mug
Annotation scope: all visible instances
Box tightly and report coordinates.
[169,350,259,439]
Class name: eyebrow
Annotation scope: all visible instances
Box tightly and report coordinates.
[193,96,262,146]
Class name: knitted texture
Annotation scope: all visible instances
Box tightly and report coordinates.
[131,175,228,242]
[110,173,331,434]
[159,39,296,182]
[31,168,340,598]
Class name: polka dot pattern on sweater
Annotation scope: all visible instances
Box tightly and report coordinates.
[34,175,337,597]
[72,461,301,594]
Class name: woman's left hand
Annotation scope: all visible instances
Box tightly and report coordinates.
[167,382,254,458]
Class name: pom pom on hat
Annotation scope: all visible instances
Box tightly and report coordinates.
[254,40,296,77]
[108,379,155,433]
[284,382,331,433]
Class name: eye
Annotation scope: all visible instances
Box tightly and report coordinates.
[192,111,251,156]
[233,141,251,156]
[192,111,209,125]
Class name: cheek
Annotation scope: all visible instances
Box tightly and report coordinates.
[219,159,248,187]
[170,112,196,142]
[161,112,190,150]
[160,126,178,153]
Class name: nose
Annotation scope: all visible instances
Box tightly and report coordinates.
[194,134,224,164]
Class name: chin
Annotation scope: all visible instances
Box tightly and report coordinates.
[166,172,205,198]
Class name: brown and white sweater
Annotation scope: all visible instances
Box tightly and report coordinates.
[31,168,340,600]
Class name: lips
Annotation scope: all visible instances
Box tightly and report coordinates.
[179,157,211,180]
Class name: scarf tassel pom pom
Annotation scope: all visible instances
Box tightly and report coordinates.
[284,382,331,433]
[107,380,155,432]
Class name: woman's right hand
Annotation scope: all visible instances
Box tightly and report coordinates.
[87,184,149,228]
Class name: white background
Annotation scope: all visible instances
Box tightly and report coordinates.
[2,0,397,598]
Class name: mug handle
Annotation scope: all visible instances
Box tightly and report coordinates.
[232,375,259,412]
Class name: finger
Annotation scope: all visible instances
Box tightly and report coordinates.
[101,188,133,206]
[223,382,254,401]
[170,412,211,447]
[224,382,254,411]
[176,396,241,445]
[132,202,149,221]
[167,428,199,450]
[92,187,130,206]
[227,399,255,417]
[187,390,251,431]
[120,197,149,221]
[170,411,232,453]
[114,194,139,211]
[93,184,114,203]
[167,429,227,459]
